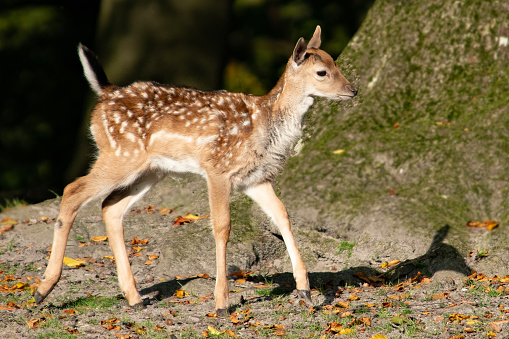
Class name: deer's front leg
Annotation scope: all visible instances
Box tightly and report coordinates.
[207,175,232,317]
[245,181,311,301]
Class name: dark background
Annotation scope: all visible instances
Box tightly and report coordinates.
[0,0,373,204]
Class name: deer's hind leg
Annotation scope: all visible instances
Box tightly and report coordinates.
[35,157,148,304]
[101,171,162,307]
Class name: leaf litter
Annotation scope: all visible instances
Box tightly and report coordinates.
[0,208,508,337]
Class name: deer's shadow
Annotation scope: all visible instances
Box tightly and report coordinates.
[141,224,470,307]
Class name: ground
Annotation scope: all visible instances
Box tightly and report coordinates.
[0,190,508,338]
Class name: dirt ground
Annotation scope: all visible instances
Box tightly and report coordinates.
[0,195,508,339]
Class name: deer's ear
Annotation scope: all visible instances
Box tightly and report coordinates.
[307,25,321,49]
[292,37,308,66]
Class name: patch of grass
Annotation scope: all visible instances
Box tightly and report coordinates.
[60,295,123,313]
[337,241,355,258]
[0,198,27,212]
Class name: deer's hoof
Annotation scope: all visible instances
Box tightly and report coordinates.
[131,301,146,310]
[297,289,312,304]
[216,308,228,318]
[34,291,45,305]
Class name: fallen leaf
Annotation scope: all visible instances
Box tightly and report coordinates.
[0,224,14,235]
[199,273,211,279]
[134,326,146,335]
[369,335,388,339]
[145,206,156,213]
[27,318,43,329]
[147,254,159,260]
[64,327,79,334]
[332,149,345,154]
[229,270,248,278]
[159,207,174,215]
[448,313,471,322]
[173,213,210,226]
[0,218,17,226]
[114,334,132,339]
[131,237,149,245]
[144,260,153,265]
[175,289,186,298]
[335,300,350,308]
[387,259,400,267]
[91,235,108,242]
[208,325,222,335]
[466,220,499,231]
[347,293,360,301]
[63,257,85,268]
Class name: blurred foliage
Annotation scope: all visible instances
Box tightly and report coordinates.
[0,1,100,203]
[225,0,373,94]
[0,0,372,203]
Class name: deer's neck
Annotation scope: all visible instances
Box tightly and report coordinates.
[249,68,313,164]
[263,69,314,124]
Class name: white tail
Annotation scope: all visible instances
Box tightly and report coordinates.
[35,26,357,316]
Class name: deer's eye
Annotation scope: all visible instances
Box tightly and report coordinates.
[317,71,327,77]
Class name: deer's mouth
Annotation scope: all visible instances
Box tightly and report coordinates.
[337,94,356,100]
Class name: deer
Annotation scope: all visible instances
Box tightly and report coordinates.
[34,26,357,316]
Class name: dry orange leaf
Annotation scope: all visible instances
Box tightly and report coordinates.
[27,318,43,329]
[145,206,156,213]
[448,313,472,322]
[229,270,245,278]
[175,289,186,298]
[325,322,343,334]
[147,255,159,260]
[173,213,210,226]
[131,237,149,245]
[0,224,14,235]
[63,257,86,268]
[198,273,211,279]
[335,300,350,308]
[466,220,499,231]
[91,235,108,242]
[132,246,144,253]
[347,293,360,301]
[0,218,18,226]
[387,259,400,267]
[144,260,153,265]
[159,207,173,215]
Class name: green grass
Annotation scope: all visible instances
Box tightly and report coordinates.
[0,198,27,212]
[60,294,123,313]
[337,241,355,259]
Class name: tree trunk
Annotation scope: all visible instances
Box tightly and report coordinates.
[280,0,509,276]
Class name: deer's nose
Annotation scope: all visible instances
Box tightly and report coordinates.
[346,84,357,97]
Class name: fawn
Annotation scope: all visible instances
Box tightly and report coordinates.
[35,26,357,316]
